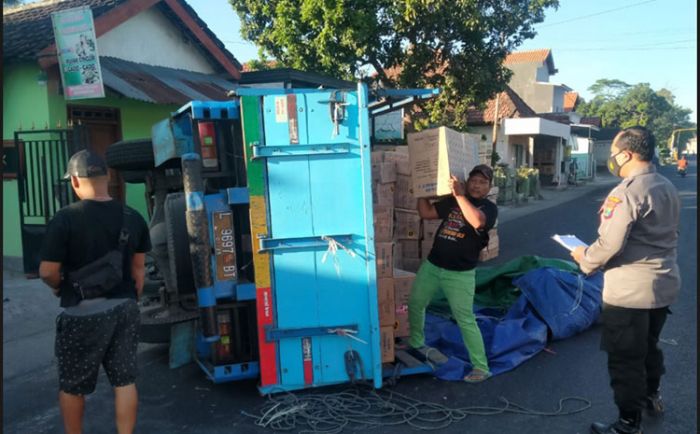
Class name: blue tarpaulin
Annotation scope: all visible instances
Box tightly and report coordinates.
[424,264,603,380]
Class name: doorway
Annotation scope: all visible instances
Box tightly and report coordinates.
[67,105,124,201]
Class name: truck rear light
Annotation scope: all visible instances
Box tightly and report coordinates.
[198,121,218,169]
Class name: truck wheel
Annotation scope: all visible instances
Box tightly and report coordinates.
[165,193,196,295]
[105,139,155,171]
[120,170,149,184]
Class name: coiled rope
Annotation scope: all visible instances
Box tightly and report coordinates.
[241,383,591,433]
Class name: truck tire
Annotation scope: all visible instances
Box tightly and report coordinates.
[120,170,149,184]
[165,193,196,295]
[105,139,155,171]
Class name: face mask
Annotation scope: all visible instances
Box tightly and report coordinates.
[607,151,629,177]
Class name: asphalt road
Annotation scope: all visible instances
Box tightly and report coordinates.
[3,160,696,434]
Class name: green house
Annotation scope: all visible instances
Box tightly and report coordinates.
[3,0,243,273]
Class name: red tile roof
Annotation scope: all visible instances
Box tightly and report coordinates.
[2,0,241,72]
[504,49,556,74]
[563,91,579,112]
[466,86,537,125]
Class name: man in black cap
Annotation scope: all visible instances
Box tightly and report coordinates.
[409,164,498,382]
[39,149,151,434]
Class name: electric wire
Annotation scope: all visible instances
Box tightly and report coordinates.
[538,0,658,28]
[241,383,591,433]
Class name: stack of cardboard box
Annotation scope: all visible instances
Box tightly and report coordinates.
[371,152,397,362]
[372,148,423,361]
[372,147,423,273]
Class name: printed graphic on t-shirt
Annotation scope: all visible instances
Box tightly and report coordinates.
[436,205,484,241]
[437,207,466,241]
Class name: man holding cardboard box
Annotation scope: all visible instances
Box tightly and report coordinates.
[409,164,497,383]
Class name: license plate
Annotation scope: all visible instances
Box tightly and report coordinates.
[213,211,236,281]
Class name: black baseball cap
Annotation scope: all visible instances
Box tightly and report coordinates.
[63,149,108,179]
[469,164,493,183]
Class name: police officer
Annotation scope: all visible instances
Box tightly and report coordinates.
[571,126,681,434]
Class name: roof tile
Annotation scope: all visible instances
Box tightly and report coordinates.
[503,49,551,65]
[3,0,241,72]
[466,86,537,125]
[563,91,579,112]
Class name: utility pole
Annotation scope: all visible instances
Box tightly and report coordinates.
[491,93,500,166]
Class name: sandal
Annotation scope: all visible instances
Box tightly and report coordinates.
[463,369,492,383]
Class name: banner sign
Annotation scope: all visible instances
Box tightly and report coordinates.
[51,6,105,100]
[373,109,404,141]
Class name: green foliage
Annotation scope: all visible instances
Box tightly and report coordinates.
[577,80,694,146]
[230,0,559,129]
[587,79,631,100]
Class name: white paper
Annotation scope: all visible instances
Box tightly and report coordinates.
[551,234,588,252]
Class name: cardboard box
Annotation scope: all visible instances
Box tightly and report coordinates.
[375,242,394,278]
[408,126,480,198]
[394,208,421,239]
[399,239,421,259]
[402,258,422,273]
[393,268,416,306]
[373,206,394,242]
[394,306,410,338]
[380,326,395,363]
[371,161,397,184]
[372,183,395,207]
[383,150,411,175]
[393,242,403,269]
[422,219,442,242]
[377,278,395,326]
[394,175,415,209]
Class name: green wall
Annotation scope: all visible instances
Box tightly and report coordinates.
[3,63,52,136]
[3,63,53,258]
[3,61,178,258]
[68,93,178,218]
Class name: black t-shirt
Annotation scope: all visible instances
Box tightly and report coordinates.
[40,199,151,308]
[427,196,498,271]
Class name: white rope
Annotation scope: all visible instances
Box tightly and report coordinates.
[327,328,368,345]
[321,236,357,277]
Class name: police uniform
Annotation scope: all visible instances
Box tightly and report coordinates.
[579,164,681,420]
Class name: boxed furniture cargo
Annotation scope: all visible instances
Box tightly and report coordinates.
[408,126,480,198]
[380,326,395,362]
[377,278,395,326]
[373,206,394,242]
[394,208,420,239]
[375,242,394,278]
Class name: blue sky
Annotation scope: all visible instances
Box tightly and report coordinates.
[186,0,697,122]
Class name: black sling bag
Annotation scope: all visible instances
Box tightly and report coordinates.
[68,208,130,300]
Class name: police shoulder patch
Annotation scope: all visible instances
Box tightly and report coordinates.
[602,196,622,219]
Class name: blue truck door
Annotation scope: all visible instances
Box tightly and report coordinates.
[256,84,381,391]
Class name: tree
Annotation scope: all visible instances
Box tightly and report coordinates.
[229,0,559,129]
[587,79,631,100]
[577,80,694,148]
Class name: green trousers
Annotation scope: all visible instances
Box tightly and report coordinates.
[408,260,489,372]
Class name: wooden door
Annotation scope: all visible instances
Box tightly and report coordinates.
[67,106,124,202]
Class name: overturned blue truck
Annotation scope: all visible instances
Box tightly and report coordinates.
[104,83,603,394]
